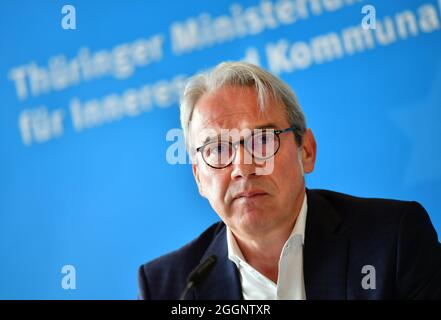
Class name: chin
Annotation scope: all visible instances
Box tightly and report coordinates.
[236,209,274,232]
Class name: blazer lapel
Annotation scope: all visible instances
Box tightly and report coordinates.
[193,223,243,300]
[304,189,348,299]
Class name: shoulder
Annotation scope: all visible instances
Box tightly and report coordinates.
[308,188,439,259]
[138,221,225,299]
[306,188,436,245]
[309,188,418,210]
[307,189,441,299]
[308,188,425,225]
[144,221,224,272]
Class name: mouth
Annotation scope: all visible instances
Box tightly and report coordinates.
[233,190,268,201]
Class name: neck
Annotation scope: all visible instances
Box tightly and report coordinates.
[235,228,292,283]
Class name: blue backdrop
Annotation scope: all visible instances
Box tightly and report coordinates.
[0,0,440,299]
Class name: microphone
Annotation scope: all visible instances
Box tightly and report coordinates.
[180,255,217,300]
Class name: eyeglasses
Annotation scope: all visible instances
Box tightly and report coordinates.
[195,126,298,169]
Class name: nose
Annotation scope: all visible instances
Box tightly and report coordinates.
[230,143,257,180]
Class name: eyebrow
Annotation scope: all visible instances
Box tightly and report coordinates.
[201,123,278,145]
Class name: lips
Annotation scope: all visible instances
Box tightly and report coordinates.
[233,190,268,200]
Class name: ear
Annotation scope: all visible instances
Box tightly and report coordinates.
[300,129,317,174]
[192,162,206,198]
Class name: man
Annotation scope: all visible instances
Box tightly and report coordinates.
[138,62,441,299]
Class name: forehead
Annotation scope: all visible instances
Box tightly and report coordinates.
[190,86,288,143]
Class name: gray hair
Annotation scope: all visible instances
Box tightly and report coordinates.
[180,61,307,154]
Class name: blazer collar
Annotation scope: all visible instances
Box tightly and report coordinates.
[304,188,348,299]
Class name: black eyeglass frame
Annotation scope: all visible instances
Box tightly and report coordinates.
[195,125,300,169]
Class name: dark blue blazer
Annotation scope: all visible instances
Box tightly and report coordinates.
[138,189,441,299]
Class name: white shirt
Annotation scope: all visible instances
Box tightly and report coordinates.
[226,194,307,300]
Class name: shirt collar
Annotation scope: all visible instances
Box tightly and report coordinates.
[290,192,307,245]
[227,192,308,266]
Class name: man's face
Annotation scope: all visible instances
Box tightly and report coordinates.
[190,85,316,239]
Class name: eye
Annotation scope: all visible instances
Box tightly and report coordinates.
[254,131,274,146]
[250,131,277,159]
[205,142,229,157]
[213,144,226,154]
